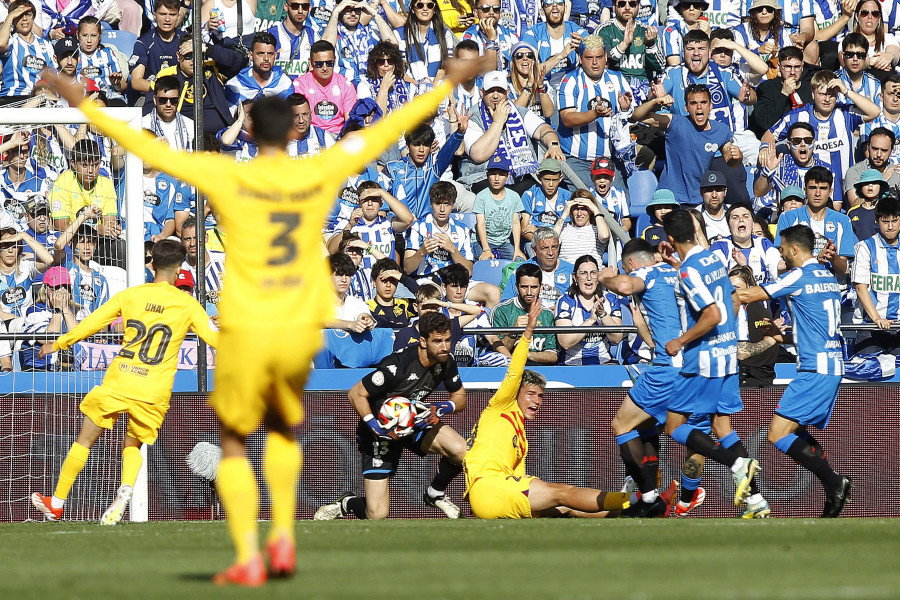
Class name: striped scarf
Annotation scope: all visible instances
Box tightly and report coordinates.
[479,100,538,178]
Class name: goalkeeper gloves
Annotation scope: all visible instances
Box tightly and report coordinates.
[364,414,392,438]
[433,401,456,417]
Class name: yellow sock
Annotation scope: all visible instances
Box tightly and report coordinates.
[54,442,90,500]
[217,457,260,564]
[602,492,630,511]
[121,446,142,488]
[264,432,302,542]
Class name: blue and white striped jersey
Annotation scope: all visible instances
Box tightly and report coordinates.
[522,185,572,228]
[555,292,617,365]
[333,215,399,268]
[838,69,882,109]
[0,162,51,209]
[556,67,632,161]
[660,63,744,130]
[225,66,294,102]
[0,34,55,97]
[732,22,793,64]
[755,153,828,201]
[675,245,739,377]
[710,236,783,285]
[630,262,683,368]
[813,0,841,40]
[268,21,319,79]
[406,213,474,276]
[181,251,226,302]
[288,126,335,159]
[593,186,630,225]
[78,46,125,102]
[0,259,38,317]
[701,0,743,28]
[774,206,857,260]
[66,261,110,322]
[460,24,519,72]
[520,21,586,83]
[661,21,687,60]
[740,0,814,32]
[768,104,864,195]
[763,257,843,375]
[350,267,375,301]
[852,233,900,323]
[334,23,380,85]
[393,26,456,80]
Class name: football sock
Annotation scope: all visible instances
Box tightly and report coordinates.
[638,428,661,465]
[775,433,843,489]
[720,434,761,496]
[121,446,142,488]
[264,431,301,542]
[674,426,740,467]
[616,432,656,494]
[53,442,90,502]
[217,457,260,564]
[680,475,701,505]
[797,430,825,454]
[429,457,462,493]
[342,495,368,519]
[601,492,630,511]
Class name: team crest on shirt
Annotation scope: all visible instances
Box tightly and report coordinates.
[23,56,46,72]
[512,434,518,448]
[372,371,385,386]
[556,273,567,284]
[826,222,836,233]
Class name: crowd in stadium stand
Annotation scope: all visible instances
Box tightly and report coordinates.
[0,0,898,376]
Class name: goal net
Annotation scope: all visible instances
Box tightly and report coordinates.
[0,102,146,523]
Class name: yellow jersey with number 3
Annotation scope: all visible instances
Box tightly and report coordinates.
[53,282,218,406]
[77,84,453,331]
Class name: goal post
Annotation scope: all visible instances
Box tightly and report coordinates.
[0,105,148,522]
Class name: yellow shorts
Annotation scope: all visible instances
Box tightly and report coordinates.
[210,328,323,436]
[468,475,535,519]
[80,386,167,445]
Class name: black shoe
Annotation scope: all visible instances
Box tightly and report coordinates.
[823,477,852,518]
[621,497,667,518]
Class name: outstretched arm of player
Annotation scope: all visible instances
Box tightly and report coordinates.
[41,70,225,192]
[597,270,645,296]
[326,55,494,178]
[735,285,770,305]
[489,298,540,411]
[38,294,124,357]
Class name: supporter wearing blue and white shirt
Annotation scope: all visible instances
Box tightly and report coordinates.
[555,256,622,365]
[556,36,633,186]
[0,144,51,211]
[461,0,519,72]
[753,121,828,202]
[0,1,55,98]
[590,156,630,229]
[763,72,881,199]
[268,0,320,78]
[711,203,784,285]
[21,200,57,264]
[774,166,856,276]
[226,33,294,102]
[858,80,900,164]
[521,159,572,228]
[77,18,126,105]
[405,184,474,277]
[329,184,415,270]
[0,230,45,318]
[288,118,336,159]
[142,170,185,242]
[324,3,389,86]
[179,216,226,304]
[393,4,456,81]
[500,227,574,309]
[519,3,586,87]
[852,196,900,328]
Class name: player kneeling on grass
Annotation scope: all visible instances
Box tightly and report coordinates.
[315,311,468,520]
[31,239,217,525]
[464,299,630,518]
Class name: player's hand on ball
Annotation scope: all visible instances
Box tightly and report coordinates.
[365,415,393,439]
[413,403,439,431]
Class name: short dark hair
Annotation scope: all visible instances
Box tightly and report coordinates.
[77,15,100,32]
[329,252,356,276]
[72,224,97,245]
[371,257,401,282]
[310,39,335,57]
[725,202,754,221]
[621,238,656,263]
[405,124,435,147]
[456,39,480,54]
[777,46,803,63]
[72,139,101,163]
[842,32,869,52]
[786,122,815,138]
[515,262,542,286]
[780,224,815,253]
[709,28,734,42]
[754,213,774,242]
[152,239,187,270]
[876,195,900,220]
[181,215,197,233]
[869,126,896,148]
[154,0,179,12]
[419,311,452,339]
[439,263,470,287]
[155,74,180,95]
[684,83,710,103]
[357,180,381,195]
[286,93,309,107]
[804,166,833,187]
[662,209,697,244]
[430,181,456,205]
[682,29,710,47]
[8,0,35,18]
[252,31,277,51]
[249,96,294,146]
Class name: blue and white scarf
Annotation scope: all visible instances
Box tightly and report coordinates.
[368,75,410,112]
[147,110,192,152]
[42,0,93,35]
[479,100,538,178]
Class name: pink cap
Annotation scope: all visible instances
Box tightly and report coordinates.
[43,266,71,287]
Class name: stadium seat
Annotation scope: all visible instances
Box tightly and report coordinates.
[634,213,652,238]
[627,169,657,212]
[472,258,513,287]
[456,212,477,230]
[102,30,137,58]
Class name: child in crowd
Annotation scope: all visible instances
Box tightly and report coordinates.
[366,258,416,328]
[590,156,631,232]
[848,169,888,242]
[76,18,127,106]
[640,189,680,247]
[520,158,572,246]
[392,283,483,351]
[474,155,526,261]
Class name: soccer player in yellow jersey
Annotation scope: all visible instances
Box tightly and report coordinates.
[43,56,493,586]
[30,240,217,526]
[465,299,630,519]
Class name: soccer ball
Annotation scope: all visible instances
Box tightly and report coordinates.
[378,396,416,437]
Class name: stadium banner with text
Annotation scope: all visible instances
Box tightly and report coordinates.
[5,386,896,522]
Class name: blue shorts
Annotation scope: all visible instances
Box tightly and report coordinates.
[628,365,677,427]
[775,371,842,430]
[669,372,740,417]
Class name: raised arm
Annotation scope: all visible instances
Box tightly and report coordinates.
[51,292,123,351]
[489,297,539,409]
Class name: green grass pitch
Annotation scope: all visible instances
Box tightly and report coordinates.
[2,518,898,600]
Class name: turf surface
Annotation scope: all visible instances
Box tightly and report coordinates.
[1,518,898,600]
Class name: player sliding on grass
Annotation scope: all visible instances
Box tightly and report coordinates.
[464,298,630,518]
[42,53,494,586]
[31,240,217,526]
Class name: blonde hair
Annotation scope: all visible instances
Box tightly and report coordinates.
[810,70,836,91]
[578,35,606,55]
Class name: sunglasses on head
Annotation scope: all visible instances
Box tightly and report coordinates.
[156,96,178,105]
[313,60,335,68]
[789,136,814,145]
[414,1,435,8]
[287,2,310,9]
[478,5,502,12]
[859,9,880,17]
[843,50,866,60]
[514,51,535,60]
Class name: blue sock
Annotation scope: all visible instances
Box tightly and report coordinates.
[774,433,799,454]
[615,431,640,446]
[670,423,694,445]
[719,430,740,449]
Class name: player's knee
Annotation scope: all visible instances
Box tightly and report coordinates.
[610,416,627,436]
[366,505,389,520]
[767,429,782,445]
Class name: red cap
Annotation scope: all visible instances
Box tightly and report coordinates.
[591,156,615,177]
[176,269,194,289]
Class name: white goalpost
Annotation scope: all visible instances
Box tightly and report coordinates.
[0,105,148,523]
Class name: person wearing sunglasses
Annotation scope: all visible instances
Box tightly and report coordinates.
[754,121,827,204]
[266,0,319,77]
[732,0,793,67]
[852,0,900,75]
[292,39,357,135]
[596,0,661,96]
[519,0,586,87]
[836,33,882,103]
[358,40,416,115]
[460,0,520,72]
[395,0,456,81]
[143,75,195,152]
[507,41,554,118]
[662,0,709,68]
[225,31,294,103]
[321,0,394,86]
